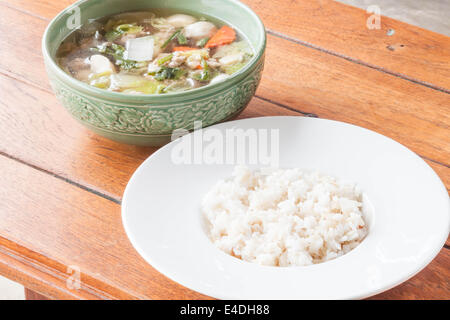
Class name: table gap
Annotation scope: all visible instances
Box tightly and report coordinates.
[0,68,448,199]
[266,29,450,95]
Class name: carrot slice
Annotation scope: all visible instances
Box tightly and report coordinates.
[173,46,197,52]
[205,26,236,48]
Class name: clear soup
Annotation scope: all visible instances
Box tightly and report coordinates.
[57,10,254,95]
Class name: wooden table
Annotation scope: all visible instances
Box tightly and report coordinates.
[0,0,448,300]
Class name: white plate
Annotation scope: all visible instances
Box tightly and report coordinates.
[122,116,449,299]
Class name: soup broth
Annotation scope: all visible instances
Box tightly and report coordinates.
[57,10,254,95]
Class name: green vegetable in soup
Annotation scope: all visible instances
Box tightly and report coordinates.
[196,37,209,48]
[192,58,210,82]
[110,74,165,94]
[117,24,143,33]
[223,61,247,75]
[104,30,120,41]
[57,10,254,95]
[105,23,143,41]
[123,82,166,94]
[176,32,187,45]
[164,79,194,92]
[162,29,182,49]
[154,67,186,81]
[90,75,111,89]
[157,54,173,66]
[213,41,253,59]
[117,59,140,70]
[91,43,123,59]
[150,17,171,30]
[92,43,145,71]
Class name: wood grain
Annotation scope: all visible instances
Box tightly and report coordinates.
[0,154,448,300]
[0,0,447,300]
[25,289,50,300]
[258,35,450,167]
[0,72,448,205]
[0,155,209,300]
[0,72,299,202]
[0,5,447,200]
[241,0,450,91]
[3,0,449,90]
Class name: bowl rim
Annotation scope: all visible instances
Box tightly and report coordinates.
[42,0,267,103]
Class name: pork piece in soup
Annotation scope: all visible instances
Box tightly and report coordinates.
[56,11,254,94]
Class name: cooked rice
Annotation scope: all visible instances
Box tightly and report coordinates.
[202,166,368,267]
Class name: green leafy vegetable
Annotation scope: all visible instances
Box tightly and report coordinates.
[123,81,166,94]
[161,29,181,49]
[105,30,122,41]
[111,43,125,55]
[117,59,139,70]
[213,40,253,59]
[92,43,125,60]
[157,54,173,66]
[116,24,143,33]
[104,23,143,42]
[196,37,209,48]
[222,61,247,75]
[192,58,210,82]
[91,43,143,71]
[90,75,111,89]
[176,32,187,45]
[154,67,186,81]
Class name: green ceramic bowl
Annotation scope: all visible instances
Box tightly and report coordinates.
[43,0,266,146]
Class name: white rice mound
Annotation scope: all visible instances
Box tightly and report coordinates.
[202,166,368,267]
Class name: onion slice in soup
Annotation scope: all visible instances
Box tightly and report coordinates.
[125,36,154,62]
[89,54,116,74]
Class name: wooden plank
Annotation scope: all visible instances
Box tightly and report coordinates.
[0,5,448,169]
[241,0,450,91]
[0,73,299,202]
[0,0,447,301]
[0,5,448,168]
[257,35,450,166]
[0,4,48,88]
[0,154,448,300]
[0,72,448,203]
[2,0,449,91]
[0,155,208,300]
[0,6,447,199]
[0,0,73,19]
[25,288,50,300]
